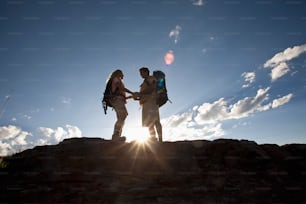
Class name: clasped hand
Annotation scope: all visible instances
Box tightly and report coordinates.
[132,92,141,100]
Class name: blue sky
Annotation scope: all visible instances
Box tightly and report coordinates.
[1,0,306,155]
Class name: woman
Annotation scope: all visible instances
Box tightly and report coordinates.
[106,69,134,141]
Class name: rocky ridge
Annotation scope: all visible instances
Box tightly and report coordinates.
[0,138,306,203]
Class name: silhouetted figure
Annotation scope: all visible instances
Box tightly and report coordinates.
[135,67,162,142]
[106,69,134,141]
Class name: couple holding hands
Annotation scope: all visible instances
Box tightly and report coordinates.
[106,67,162,143]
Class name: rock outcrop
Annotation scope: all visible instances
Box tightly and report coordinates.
[1,138,306,203]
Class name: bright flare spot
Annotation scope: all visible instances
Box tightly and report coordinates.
[124,127,149,143]
[135,135,149,144]
[164,50,175,65]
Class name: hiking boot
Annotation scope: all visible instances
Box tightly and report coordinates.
[112,132,119,140]
[119,136,126,142]
[112,136,126,142]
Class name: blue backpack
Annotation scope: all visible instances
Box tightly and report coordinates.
[153,70,171,107]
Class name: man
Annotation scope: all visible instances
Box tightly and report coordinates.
[106,69,134,141]
[136,67,162,142]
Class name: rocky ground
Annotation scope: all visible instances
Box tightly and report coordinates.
[1,138,306,203]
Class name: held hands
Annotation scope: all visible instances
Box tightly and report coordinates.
[132,92,141,100]
[125,92,141,100]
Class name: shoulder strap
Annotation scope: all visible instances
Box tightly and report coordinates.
[144,79,150,86]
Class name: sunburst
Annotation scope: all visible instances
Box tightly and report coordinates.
[124,126,149,143]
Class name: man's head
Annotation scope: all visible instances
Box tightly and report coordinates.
[139,67,150,78]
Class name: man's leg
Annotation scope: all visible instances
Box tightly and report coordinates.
[155,121,162,142]
[148,125,158,142]
[148,125,156,137]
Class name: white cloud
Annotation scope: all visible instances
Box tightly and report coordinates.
[192,0,205,6]
[0,125,82,156]
[163,87,293,141]
[66,124,82,137]
[194,87,271,122]
[55,127,66,142]
[270,62,290,82]
[193,88,269,123]
[0,125,32,156]
[229,87,270,119]
[37,125,82,144]
[0,125,26,140]
[163,121,224,142]
[264,44,306,81]
[38,127,54,137]
[272,93,293,109]
[169,25,182,44]
[14,131,28,145]
[264,44,306,67]
[241,71,256,88]
[194,98,229,124]
[164,112,193,128]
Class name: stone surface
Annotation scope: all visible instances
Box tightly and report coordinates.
[1,138,306,203]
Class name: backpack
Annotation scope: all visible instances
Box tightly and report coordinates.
[153,70,171,107]
[102,79,114,114]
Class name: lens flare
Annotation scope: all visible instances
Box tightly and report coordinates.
[164,50,175,65]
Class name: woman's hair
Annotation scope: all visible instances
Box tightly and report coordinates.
[106,69,123,83]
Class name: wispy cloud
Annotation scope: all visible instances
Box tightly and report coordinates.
[169,25,182,44]
[264,44,306,82]
[61,97,72,104]
[22,114,32,120]
[229,87,271,119]
[0,125,82,156]
[196,87,271,122]
[163,87,293,141]
[191,0,205,6]
[272,93,293,109]
[241,72,256,88]
[270,62,290,82]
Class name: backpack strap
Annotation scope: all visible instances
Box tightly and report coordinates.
[144,79,150,86]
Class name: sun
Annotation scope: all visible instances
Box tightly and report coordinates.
[134,135,148,144]
[124,126,149,143]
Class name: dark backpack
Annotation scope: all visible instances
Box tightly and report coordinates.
[102,79,114,114]
[153,70,171,107]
